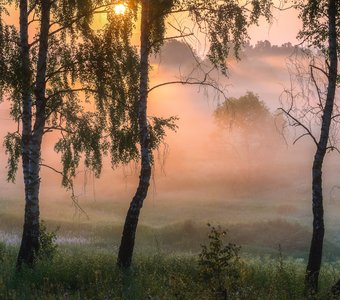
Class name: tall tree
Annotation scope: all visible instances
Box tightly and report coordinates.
[280,0,339,294]
[18,0,51,268]
[117,0,273,268]
[117,0,152,268]
[304,0,338,293]
[0,0,140,268]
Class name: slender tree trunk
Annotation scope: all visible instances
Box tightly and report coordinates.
[117,0,151,269]
[17,0,35,269]
[17,0,51,269]
[305,0,338,293]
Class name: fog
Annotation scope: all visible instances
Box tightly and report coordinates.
[1,41,340,252]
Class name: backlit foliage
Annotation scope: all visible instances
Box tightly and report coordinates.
[0,0,177,189]
[214,92,272,131]
[298,0,340,56]
[173,0,273,74]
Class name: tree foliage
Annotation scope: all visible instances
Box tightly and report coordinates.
[0,0,178,190]
[214,91,282,150]
[214,92,273,132]
[199,224,241,298]
[172,0,273,74]
[298,0,340,57]
[0,0,110,185]
[119,0,274,75]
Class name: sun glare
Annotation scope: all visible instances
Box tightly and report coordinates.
[114,3,127,15]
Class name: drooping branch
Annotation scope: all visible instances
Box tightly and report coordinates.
[278,106,318,146]
[40,163,90,219]
[43,125,74,135]
[148,77,227,100]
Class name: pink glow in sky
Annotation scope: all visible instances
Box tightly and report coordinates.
[249,6,301,45]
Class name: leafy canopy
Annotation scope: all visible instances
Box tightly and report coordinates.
[0,0,176,189]
[0,0,274,188]
[214,92,274,132]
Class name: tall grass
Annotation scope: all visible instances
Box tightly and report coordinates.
[0,243,339,299]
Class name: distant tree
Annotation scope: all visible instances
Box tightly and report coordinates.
[214,92,282,185]
[280,0,339,294]
[117,0,273,269]
[281,42,293,49]
[241,40,298,57]
[214,92,277,151]
[214,92,275,135]
[255,39,271,51]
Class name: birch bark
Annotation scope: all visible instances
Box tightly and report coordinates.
[17,0,51,268]
[305,0,338,293]
[117,0,151,268]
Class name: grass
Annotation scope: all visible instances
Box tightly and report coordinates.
[0,244,339,299]
[1,196,340,298]
[1,216,340,260]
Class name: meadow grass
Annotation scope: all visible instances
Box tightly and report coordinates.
[1,197,340,299]
[0,243,339,299]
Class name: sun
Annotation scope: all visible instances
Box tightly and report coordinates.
[114,3,127,15]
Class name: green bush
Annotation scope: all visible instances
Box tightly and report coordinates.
[0,243,5,262]
[38,221,59,261]
[198,223,241,299]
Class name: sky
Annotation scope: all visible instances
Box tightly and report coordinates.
[92,1,303,50]
[3,1,302,46]
[248,4,301,46]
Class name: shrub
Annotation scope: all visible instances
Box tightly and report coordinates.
[198,223,241,299]
[38,221,59,261]
[0,243,5,262]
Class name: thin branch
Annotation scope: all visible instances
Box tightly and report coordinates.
[40,163,90,219]
[273,2,299,11]
[310,64,329,78]
[148,79,227,99]
[332,113,340,120]
[45,65,70,83]
[326,146,340,154]
[43,126,75,135]
[162,33,194,42]
[46,87,129,107]
[46,88,99,100]
[28,18,40,27]
[293,132,310,145]
[310,64,324,110]
[28,0,39,16]
[278,107,318,146]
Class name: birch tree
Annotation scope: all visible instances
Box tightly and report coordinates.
[0,0,141,268]
[280,0,339,294]
[116,0,273,269]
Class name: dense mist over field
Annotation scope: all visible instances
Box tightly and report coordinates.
[1,41,340,256]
